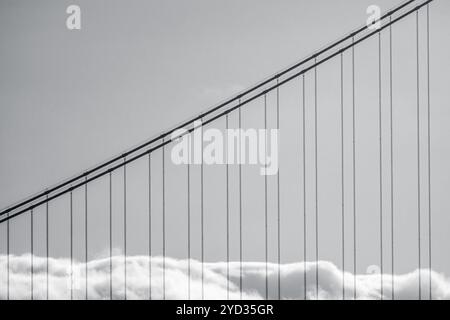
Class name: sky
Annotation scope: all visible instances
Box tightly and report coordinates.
[1,0,450,300]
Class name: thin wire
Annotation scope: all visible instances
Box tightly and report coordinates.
[264,94,268,300]
[85,177,88,300]
[109,172,112,300]
[70,191,73,300]
[46,194,49,300]
[352,37,357,300]
[239,102,243,300]
[162,146,166,300]
[389,15,395,301]
[314,58,319,300]
[31,209,34,300]
[378,31,384,300]
[340,52,345,300]
[200,120,205,300]
[6,212,9,300]
[187,136,191,300]
[148,154,152,300]
[416,10,422,300]
[123,159,127,300]
[277,79,281,300]
[426,3,432,301]
[225,115,230,300]
[302,75,307,300]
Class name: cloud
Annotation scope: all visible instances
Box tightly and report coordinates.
[0,255,449,300]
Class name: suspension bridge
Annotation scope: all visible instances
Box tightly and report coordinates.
[0,0,442,300]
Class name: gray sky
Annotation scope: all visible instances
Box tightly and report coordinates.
[1,0,450,299]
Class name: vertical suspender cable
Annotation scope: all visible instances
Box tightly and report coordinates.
[416,10,422,300]
[352,37,357,300]
[378,31,384,300]
[85,177,88,300]
[426,3,432,301]
[302,75,307,300]
[264,94,268,300]
[149,156,153,300]
[109,172,113,300]
[46,194,49,300]
[124,158,127,300]
[7,212,9,300]
[200,121,205,300]
[162,146,166,300]
[340,52,345,300]
[389,16,395,301]
[187,137,191,300]
[31,209,33,300]
[314,58,319,300]
[225,115,230,300]
[277,79,281,300]
[239,103,243,300]
[70,191,73,300]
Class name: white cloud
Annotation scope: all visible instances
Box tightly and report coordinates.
[0,255,449,300]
